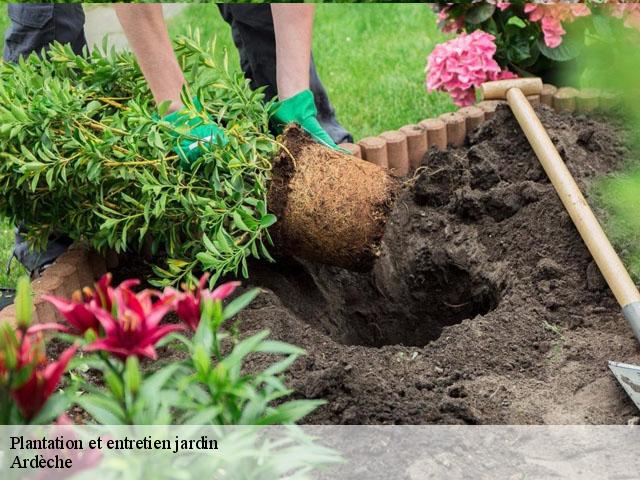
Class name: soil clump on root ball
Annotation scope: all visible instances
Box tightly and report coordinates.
[239,105,640,424]
[268,125,397,271]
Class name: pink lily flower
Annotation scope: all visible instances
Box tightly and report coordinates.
[43,273,120,335]
[11,344,78,420]
[86,283,183,359]
[164,274,240,330]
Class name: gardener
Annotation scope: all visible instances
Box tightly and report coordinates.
[115,4,343,155]
[3,3,351,275]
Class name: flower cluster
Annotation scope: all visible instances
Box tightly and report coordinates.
[437,4,465,34]
[45,273,240,360]
[0,322,77,420]
[524,2,591,48]
[1,273,241,423]
[437,2,510,34]
[426,30,516,106]
[609,2,640,30]
[163,273,239,331]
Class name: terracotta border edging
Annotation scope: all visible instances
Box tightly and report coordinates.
[347,84,616,175]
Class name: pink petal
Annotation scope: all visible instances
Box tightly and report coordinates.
[209,281,241,301]
[42,344,78,398]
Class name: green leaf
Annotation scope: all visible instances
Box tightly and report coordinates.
[157,100,172,117]
[30,391,73,425]
[232,210,250,232]
[76,394,127,425]
[260,213,277,228]
[20,145,38,163]
[140,364,181,399]
[104,370,124,400]
[124,356,141,395]
[14,276,32,329]
[465,3,495,25]
[222,288,260,320]
[537,35,583,62]
[192,344,211,378]
[506,16,526,29]
[183,406,223,425]
[257,340,305,356]
[85,100,102,115]
[151,130,165,150]
[256,400,325,425]
[263,354,300,377]
[591,14,613,40]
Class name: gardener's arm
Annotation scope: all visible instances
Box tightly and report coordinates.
[270,5,341,150]
[114,4,185,113]
[115,4,340,150]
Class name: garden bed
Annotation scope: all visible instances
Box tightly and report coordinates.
[206,104,639,424]
[11,101,639,426]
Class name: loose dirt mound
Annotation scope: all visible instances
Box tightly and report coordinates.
[239,105,640,424]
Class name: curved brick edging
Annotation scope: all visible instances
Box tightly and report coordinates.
[0,246,108,326]
[343,84,616,176]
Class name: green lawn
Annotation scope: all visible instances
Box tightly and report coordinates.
[313,4,454,139]
[1,4,26,288]
[595,168,640,282]
[0,3,7,55]
[0,219,25,288]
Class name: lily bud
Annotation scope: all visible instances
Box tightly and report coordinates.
[104,370,124,400]
[0,323,18,371]
[14,276,32,330]
[125,356,141,396]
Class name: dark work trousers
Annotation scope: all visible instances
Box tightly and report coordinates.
[3,3,352,273]
[3,3,86,62]
[3,4,83,273]
[218,4,352,144]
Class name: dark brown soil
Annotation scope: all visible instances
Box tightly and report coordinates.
[235,105,640,424]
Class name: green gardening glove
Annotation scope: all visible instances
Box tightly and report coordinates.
[163,98,228,169]
[270,89,345,151]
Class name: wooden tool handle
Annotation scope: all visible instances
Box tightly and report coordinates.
[506,87,640,308]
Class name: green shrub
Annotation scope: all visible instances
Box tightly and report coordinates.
[0,34,279,286]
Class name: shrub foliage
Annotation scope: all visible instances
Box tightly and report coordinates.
[0,34,279,286]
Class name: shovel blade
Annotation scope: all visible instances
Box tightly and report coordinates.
[609,360,640,410]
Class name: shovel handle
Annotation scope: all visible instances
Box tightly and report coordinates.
[505,88,640,330]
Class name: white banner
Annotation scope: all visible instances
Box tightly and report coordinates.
[1,425,638,479]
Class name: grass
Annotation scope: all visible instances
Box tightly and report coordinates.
[0,3,7,55]
[313,4,454,139]
[0,5,27,287]
[594,167,640,282]
[0,219,26,288]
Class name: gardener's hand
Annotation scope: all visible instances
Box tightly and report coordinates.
[271,89,345,151]
[163,99,228,169]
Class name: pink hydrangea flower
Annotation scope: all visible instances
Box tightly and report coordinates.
[488,1,511,11]
[426,30,517,106]
[524,2,591,48]
[437,4,465,34]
